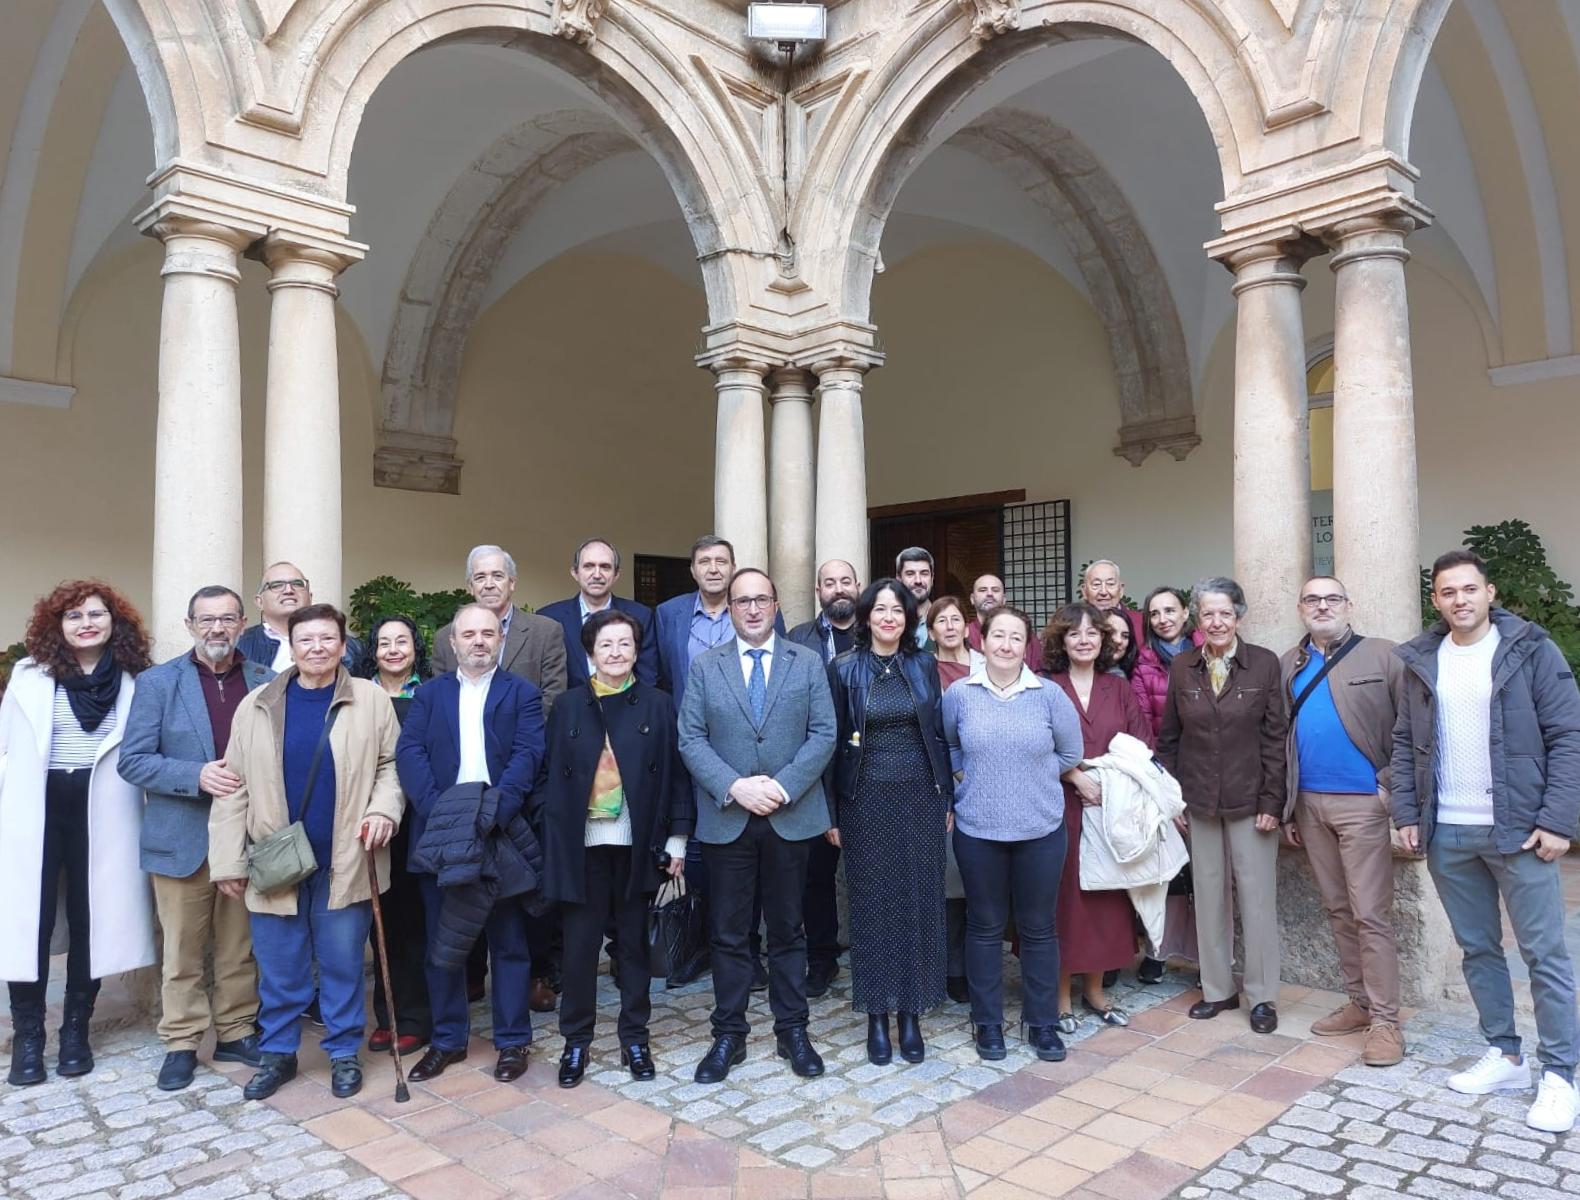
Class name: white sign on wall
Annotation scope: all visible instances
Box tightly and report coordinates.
[1312,489,1334,575]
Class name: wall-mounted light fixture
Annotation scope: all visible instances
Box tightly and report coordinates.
[746,3,827,51]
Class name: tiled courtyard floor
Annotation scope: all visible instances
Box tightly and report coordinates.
[6,855,1580,1199]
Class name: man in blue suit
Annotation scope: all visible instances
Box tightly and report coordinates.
[395,604,545,1083]
[119,585,273,1091]
[537,538,658,688]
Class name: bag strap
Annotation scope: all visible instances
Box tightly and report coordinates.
[1290,635,1364,723]
[296,701,342,827]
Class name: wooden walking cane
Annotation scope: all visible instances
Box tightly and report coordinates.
[365,845,411,1103]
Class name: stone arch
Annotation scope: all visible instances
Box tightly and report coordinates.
[374,111,641,493]
[946,109,1198,464]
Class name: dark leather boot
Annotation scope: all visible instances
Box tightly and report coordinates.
[896,1012,925,1063]
[57,992,96,1077]
[867,1013,893,1065]
[7,1002,47,1086]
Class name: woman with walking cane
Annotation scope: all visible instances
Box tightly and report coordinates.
[209,604,404,1102]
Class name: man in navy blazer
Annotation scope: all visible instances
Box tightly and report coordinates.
[395,604,545,1084]
[119,585,272,1091]
[537,538,658,688]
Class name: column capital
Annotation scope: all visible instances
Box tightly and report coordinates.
[767,366,815,403]
[143,212,255,284]
[1326,212,1416,272]
[1225,237,1321,296]
[259,230,364,278]
[707,354,771,383]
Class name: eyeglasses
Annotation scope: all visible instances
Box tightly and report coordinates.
[730,595,776,610]
[192,615,242,630]
[261,579,307,592]
[1300,594,1347,609]
[63,609,110,624]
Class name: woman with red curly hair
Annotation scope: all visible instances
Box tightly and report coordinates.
[0,580,155,1087]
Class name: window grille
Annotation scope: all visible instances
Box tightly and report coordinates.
[999,500,1073,632]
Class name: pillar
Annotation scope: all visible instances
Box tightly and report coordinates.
[813,361,870,589]
[712,358,770,572]
[1228,243,1313,650]
[147,218,250,658]
[769,367,816,623]
[1329,214,1421,642]
[262,238,355,608]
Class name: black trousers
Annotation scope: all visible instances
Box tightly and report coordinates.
[560,846,652,1048]
[686,839,765,962]
[370,821,431,1038]
[803,836,841,967]
[10,770,99,1009]
[954,825,1067,1028]
[703,816,813,1038]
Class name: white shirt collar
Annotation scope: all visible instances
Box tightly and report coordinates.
[966,662,1042,698]
[578,594,613,620]
[736,633,777,659]
[457,665,497,690]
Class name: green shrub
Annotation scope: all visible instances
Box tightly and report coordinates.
[347,576,476,654]
[1420,519,1580,669]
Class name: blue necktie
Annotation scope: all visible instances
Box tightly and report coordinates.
[746,648,767,724]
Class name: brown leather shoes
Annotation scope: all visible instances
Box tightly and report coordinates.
[1363,1021,1405,1066]
[528,978,558,1013]
[405,1046,467,1082]
[1311,1000,1371,1036]
[494,1046,530,1081]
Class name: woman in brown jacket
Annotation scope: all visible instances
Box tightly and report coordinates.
[1156,578,1287,1035]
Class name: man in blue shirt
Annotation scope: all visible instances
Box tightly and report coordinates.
[1279,576,1405,1067]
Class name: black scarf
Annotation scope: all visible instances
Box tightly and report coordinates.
[58,650,121,732]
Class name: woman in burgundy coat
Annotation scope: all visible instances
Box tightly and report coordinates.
[1041,602,1154,1031]
[1131,587,1198,736]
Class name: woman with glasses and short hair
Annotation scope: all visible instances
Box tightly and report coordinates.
[0,580,154,1086]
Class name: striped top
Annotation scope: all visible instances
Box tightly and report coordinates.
[49,685,115,770]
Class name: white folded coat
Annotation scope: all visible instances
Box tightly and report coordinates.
[1078,732,1189,954]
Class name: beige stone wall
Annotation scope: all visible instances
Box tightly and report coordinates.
[1,234,1575,643]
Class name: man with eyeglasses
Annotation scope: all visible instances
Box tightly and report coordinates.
[1277,576,1406,1067]
[119,585,274,1090]
[238,562,361,674]
[678,568,836,1084]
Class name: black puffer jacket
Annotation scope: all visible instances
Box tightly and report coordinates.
[409,781,546,969]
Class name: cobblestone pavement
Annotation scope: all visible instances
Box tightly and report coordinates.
[1174,1006,1580,1200]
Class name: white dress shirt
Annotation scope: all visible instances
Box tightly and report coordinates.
[261,625,294,673]
[578,593,612,676]
[735,633,777,685]
[456,667,496,785]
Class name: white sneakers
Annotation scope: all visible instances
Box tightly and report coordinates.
[1527,1071,1580,1133]
[1447,1046,1531,1094]
[1446,1048,1580,1133]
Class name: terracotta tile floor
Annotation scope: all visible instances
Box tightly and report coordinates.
[214,980,1367,1200]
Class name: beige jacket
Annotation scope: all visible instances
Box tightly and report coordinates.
[1279,628,1404,822]
[209,667,404,915]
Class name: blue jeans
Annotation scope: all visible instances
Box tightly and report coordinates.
[249,869,371,1060]
[418,875,533,1052]
[1429,823,1578,1080]
[953,825,1067,1028]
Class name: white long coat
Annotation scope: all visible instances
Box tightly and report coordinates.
[0,659,156,982]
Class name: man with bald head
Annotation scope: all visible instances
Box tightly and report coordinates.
[237,562,361,673]
[787,559,862,994]
[965,573,1041,670]
[396,603,547,1084]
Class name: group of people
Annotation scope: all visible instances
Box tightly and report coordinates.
[2,535,1578,1134]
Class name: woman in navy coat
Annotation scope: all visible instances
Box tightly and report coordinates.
[532,609,693,1088]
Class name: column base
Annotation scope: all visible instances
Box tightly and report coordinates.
[1274,843,1454,1008]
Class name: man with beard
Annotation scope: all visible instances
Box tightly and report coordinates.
[896,547,936,650]
[119,586,273,1091]
[788,559,861,994]
[965,573,1041,670]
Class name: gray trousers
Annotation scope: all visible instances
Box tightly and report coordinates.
[1428,823,1578,1079]
[1192,813,1281,1006]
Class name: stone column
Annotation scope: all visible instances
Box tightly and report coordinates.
[813,361,870,588]
[1228,243,1313,650]
[147,218,251,658]
[769,367,816,623]
[262,239,356,608]
[711,358,770,572]
[1328,214,1421,642]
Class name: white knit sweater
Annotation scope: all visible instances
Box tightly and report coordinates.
[1434,625,1500,826]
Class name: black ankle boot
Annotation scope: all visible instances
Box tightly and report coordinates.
[896,1012,924,1063]
[57,992,95,1077]
[867,1013,893,1065]
[7,1002,47,1086]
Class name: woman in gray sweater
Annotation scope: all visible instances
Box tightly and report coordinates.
[942,606,1084,1063]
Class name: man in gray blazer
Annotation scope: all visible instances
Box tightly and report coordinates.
[679,567,836,1083]
[120,585,273,1091]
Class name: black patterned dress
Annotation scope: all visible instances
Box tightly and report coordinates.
[843,654,948,1015]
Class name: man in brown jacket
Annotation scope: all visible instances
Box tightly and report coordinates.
[1279,576,1405,1067]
